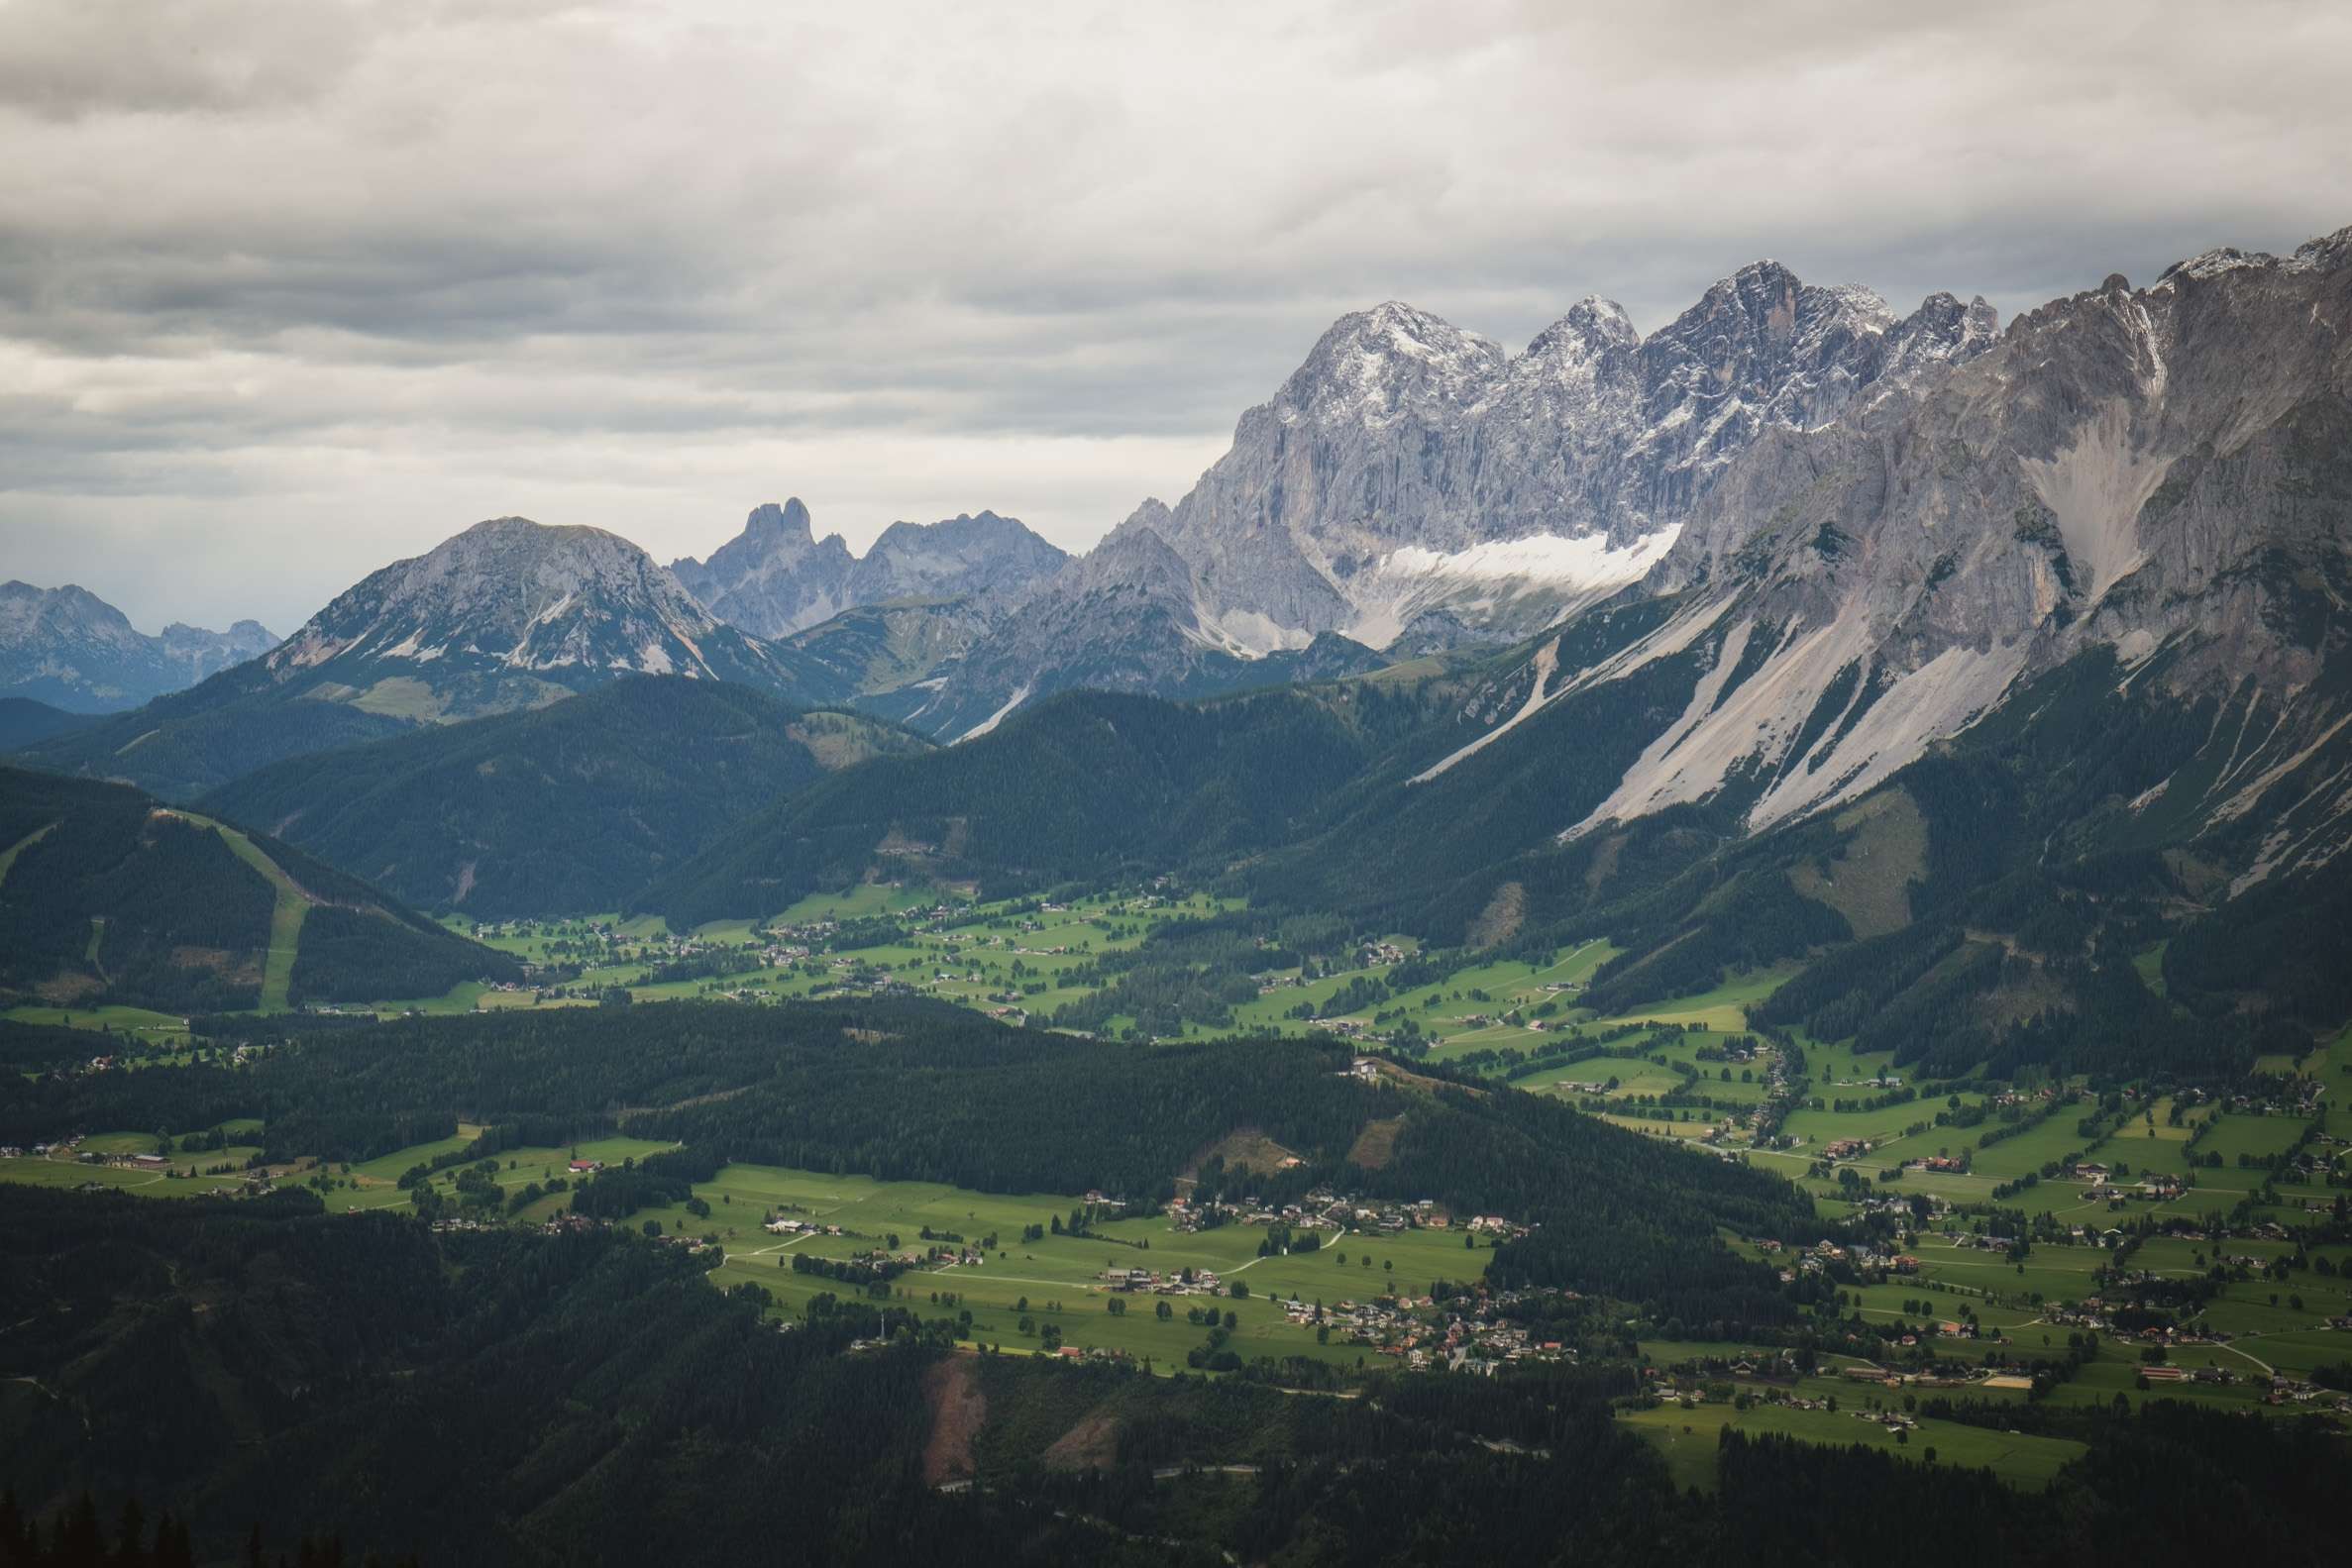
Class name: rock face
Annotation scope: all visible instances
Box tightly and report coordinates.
[910,261,1997,738]
[251,517,833,721]
[672,499,1067,639]
[1421,225,2352,886]
[0,580,275,712]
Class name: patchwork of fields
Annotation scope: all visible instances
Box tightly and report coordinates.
[9,881,2347,1494]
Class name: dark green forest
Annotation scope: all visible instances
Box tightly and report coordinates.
[203,678,925,917]
[3,1183,2344,1568]
[0,768,516,1013]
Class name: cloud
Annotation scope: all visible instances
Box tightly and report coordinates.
[1,0,2348,631]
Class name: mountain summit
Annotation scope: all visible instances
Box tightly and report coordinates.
[265,517,810,718]
[673,499,1067,639]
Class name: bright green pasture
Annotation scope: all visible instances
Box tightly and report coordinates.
[575,1161,1495,1369]
[2192,1113,2312,1166]
[344,1129,680,1211]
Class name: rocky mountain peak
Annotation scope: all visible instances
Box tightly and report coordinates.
[675,498,1068,640]
[1525,296,1640,359]
[241,514,827,726]
[1591,223,2352,849]
[1273,300,1506,429]
[744,497,816,546]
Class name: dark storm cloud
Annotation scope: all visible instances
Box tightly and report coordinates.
[2,0,2347,632]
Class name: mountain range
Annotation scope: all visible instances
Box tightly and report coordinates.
[888,261,2001,738]
[633,223,2352,1079]
[1,580,276,713]
[5,225,2348,1074]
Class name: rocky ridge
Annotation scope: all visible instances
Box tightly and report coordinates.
[908,260,1999,738]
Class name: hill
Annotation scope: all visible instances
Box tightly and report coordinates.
[0,697,92,751]
[203,678,928,918]
[636,682,1439,926]
[0,766,518,1014]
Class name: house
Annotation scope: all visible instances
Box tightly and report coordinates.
[568,1159,602,1174]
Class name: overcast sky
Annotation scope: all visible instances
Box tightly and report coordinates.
[4,0,2348,634]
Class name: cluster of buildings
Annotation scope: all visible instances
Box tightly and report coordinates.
[1167,1187,1524,1244]
[1098,1264,1225,1296]
[1278,1286,1578,1373]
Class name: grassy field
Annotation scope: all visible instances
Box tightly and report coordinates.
[0,821,58,889]
[328,1139,1493,1371]
[1621,1397,2086,1491]
[2,1002,190,1041]
[0,1121,266,1198]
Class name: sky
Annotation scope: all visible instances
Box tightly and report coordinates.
[3,0,2349,635]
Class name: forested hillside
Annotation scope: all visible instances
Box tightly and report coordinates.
[0,767,516,1013]
[203,678,926,917]
[16,673,417,802]
[639,683,1450,927]
[0,699,90,752]
[0,1187,1018,1566]
[0,997,1808,1323]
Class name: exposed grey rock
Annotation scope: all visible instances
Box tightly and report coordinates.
[673,498,1067,640]
[917,260,1997,737]
[671,499,855,639]
[1423,223,2352,889]
[255,516,834,721]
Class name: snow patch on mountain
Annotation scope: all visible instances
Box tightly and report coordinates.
[1382,527,1683,589]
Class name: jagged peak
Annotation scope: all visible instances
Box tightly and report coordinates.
[2292,222,2352,269]
[1523,295,1639,358]
[743,498,815,542]
[1106,497,1174,541]
[871,509,1043,549]
[1657,261,1895,347]
[1725,258,1798,290]
[1301,298,1498,364]
[1894,290,2000,340]
[2159,246,2276,284]
[1272,301,1503,428]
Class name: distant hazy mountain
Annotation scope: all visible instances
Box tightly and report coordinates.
[0,580,276,712]
[20,517,847,798]
[905,261,1997,738]
[204,676,927,918]
[672,499,1068,639]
